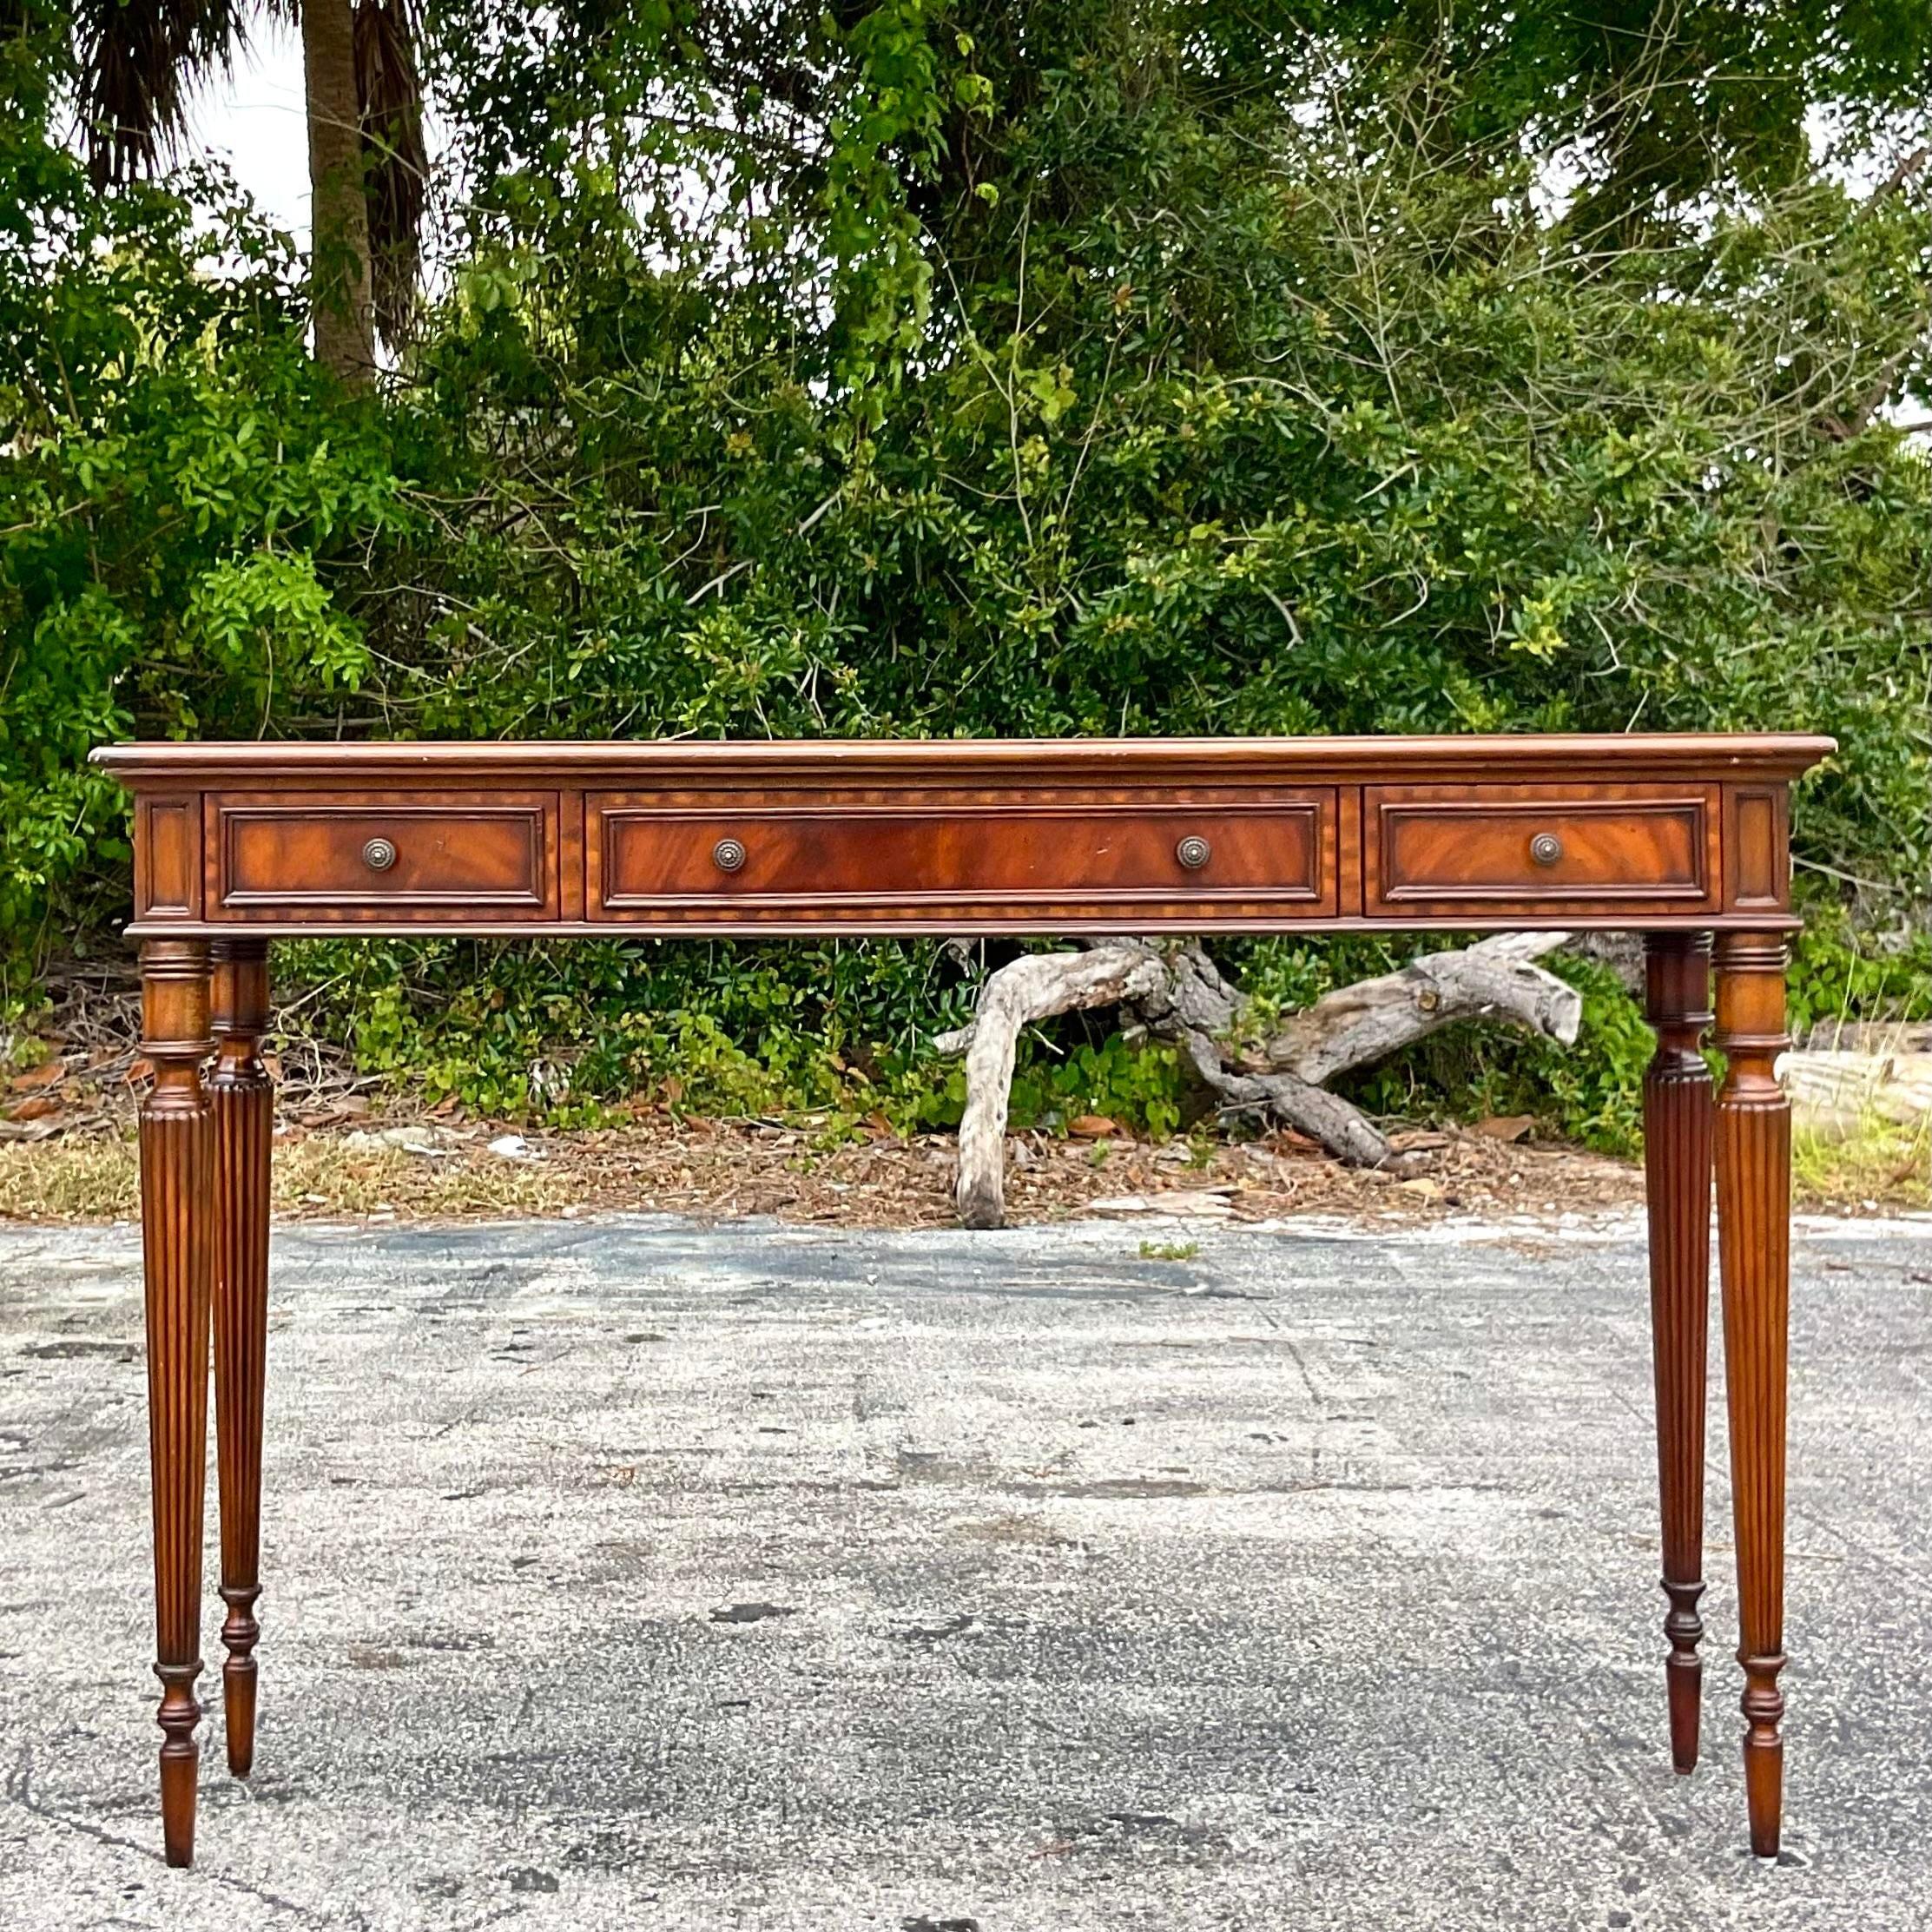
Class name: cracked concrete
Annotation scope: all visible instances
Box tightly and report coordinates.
[3,1210,1930,1929]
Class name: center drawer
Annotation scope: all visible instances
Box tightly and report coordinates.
[588,794,1336,920]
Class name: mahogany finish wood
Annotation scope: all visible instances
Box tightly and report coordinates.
[1643,933,1715,1774]
[590,791,1335,921]
[1367,783,1718,918]
[209,939,273,1778]
[1713,932,1796,1858]
[137,939,215,1868]
[92,733,1831,1869]
[209,790,557,921]
[96,735,1826,939]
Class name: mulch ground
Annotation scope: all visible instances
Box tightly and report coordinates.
[0,1088,1646,1228]
[504,1114,1649,1227]
[3,962,1906,1229]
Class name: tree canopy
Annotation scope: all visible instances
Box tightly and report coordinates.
[3,0,1929,1132]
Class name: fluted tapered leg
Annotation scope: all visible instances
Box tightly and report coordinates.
[210,939,272,1779]
[1643,933,1714,1774]
[1714,932,1793,1859]
[138,940,214,1868]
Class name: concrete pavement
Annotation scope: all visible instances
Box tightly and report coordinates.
[3,1210,1930,1929]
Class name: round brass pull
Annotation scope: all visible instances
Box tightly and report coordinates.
[712,836,748,874]
[1529,832,1564,867]
[1175,834,1212,871]
[361,836,398,873]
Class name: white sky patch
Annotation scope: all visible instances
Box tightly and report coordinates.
[184,12,310,247]
[1526,140,1591,226]
[1805,100,1896,198]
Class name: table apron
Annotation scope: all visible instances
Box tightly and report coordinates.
[122,775,1797,935]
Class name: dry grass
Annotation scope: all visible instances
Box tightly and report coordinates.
[0,1116,1652,1229]
[0,1136,137,1221]
[3,1107,1919,1233]
[1794,1112,1931,1213]
[0,1133,588,1223]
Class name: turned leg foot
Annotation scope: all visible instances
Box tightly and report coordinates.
[139,940,214,1866]
[211,939,273,1778]
[1714,932,1793,1859]
[1643,933,1714,1774]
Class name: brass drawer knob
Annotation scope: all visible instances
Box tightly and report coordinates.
[361,836,398,873]
[712,836,748,874]
[1175,834,1212,871]
[1529,832,1564,867]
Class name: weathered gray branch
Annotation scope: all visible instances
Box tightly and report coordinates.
[934,947,1170,1229]
[934,933,1581,1229]
[1255,932,1580,1083]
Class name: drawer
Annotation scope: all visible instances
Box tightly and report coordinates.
[588,794,1336,920]
[1365,784,1719,916]
[208,791,558,920]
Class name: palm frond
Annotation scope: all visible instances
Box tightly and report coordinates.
[353,0,425,347]
[77,0,250,185]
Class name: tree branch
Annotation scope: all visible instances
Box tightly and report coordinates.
[939,946,1170,1229]
[933,933,1582,1228]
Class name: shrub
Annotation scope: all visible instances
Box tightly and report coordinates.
[5,8,1928,1137]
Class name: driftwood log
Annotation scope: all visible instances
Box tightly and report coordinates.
[934,933,1582,1229]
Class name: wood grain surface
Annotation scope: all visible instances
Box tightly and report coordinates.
[137,938,214,1868]
[592,794,1333,917]
[92,735,1831,938]
[1714,932,1795,1859]
[1643,933,1715,1776]
[209,938,273,1779]
[96,733,1825,1868]
[1366,783,1718,917]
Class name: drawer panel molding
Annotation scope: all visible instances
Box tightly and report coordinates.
[89,742,1836,936]
[1365,784,1720,917]
[208,792,559,920]
[590,795,1338,917]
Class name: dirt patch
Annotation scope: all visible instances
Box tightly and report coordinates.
[0,1107,1652,1229]
[3,968,1916,1226]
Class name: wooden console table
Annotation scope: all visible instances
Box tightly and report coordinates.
[94,733,1832,1869]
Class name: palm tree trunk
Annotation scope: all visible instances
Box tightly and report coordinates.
[302,0,374,386]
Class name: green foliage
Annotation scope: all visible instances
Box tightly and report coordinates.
[347,29,1930,880]
[6,2,1932,1141]
[288,933,979,1125]
[287,931,1188,1137]
[1788,898,1932,1040]
[1004,1036,1186,1139]
[1291,1,1932,224]
[0,19,405,971]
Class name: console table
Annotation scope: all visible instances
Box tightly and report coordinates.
[93,733,1832,1869]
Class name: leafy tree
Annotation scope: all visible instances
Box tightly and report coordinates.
[1259,2,1932,227]
[1,9,404,962]
[72,0,425,376]
[6,0,1930,1131]
[364,10,1929,887]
